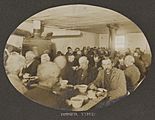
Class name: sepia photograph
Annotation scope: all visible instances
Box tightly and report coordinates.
[3,4,152,111]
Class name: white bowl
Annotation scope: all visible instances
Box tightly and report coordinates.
[97,88,107,92]
[70,97,84,109]
[76,95,89,101]
[76,84,88,93]
[60,80,68,84]
[87,90,97,99]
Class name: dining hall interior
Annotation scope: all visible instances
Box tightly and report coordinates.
[4,5,152,111]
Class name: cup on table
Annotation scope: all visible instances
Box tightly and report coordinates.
[23,73,30,79]
[75,84,88,94]
[70,97,84,109]
[76,95,89,101]
[60,80,68,88]
[96,88,107,97]
[87,90,97,99]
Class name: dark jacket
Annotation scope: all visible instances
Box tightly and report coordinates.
[75,66,98,85]
[24,86,68,110]
[134,57,146,77]
[60,62,76,85]
[124,64,141,91]
[22,60,40,76]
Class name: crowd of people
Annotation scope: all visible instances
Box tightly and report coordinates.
[4,45,151,109]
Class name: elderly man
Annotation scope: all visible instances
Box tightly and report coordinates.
[22,51,40,76]
[90,58,127,101]
[40,53,50,64]
[54,55,67,70]
[74,56,97,85]
[5,54,27,94]
[124,55,141,92]
[24,62,69,109]
[54,55,68,80]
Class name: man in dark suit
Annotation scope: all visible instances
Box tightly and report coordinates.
[133,51,146,78]
[60,55,77,85]
[74,56,97,85]
[24,62,69,110]
[22,51,40,76]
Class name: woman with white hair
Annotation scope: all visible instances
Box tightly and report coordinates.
[5,54,27,94]
[124,55,141,92]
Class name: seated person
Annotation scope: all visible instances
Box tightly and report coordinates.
[40,53,50,64]
[54,55,67,70]
[5,54,27,94]
[90,58,127,101]
[141,53,151,72]
[74,56,97,85]
[124,55,141,92]
[90,54,102,69]
[134,47,143,56]
[54,55,67,80]
[22,51,40,76]
[65,47,73,56]
[74,50,82,63]
[61,55,77,85]
[115,55,126,70]
[89,54,102,79]
[134,52,146,78]
[24,62,69,110]
[81,47,88,56]
[55,51,64,57]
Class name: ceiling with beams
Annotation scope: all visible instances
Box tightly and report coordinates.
[25,5,141,34]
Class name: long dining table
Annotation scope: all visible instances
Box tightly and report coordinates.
[71,92,107,111]
[23,79,108,111]
[57,85,108,111]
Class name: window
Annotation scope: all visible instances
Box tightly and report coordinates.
[115,35,125,50]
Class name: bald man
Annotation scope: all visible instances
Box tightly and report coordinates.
[24,62,69,109]
[41,53,50,64]
[124,55,141,92]
[54,55,68,80]
[54,56,67,69]
[6,54,27,94]
[90,59,127,101]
